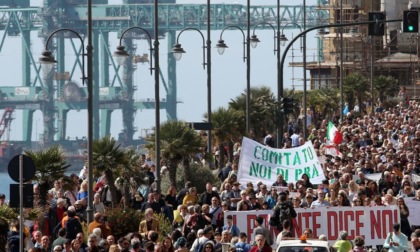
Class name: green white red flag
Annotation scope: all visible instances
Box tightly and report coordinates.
[327,121,343,145]
[324,140,342,157]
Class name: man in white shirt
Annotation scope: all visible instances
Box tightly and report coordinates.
[383,223,408,252]
[310,190,331,208]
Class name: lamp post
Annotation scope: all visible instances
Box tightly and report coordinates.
[248,0,282,147]
[279,21,401,134]
[217,1,250,135]
[171,4,212,160]
[246,0,250,135]
[40,29,94,226]
[302,0,307,139]
[113,25,161,194]
[339,0,344,122]
[115,1,161,192]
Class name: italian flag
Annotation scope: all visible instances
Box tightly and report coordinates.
[327,121,343,145]
[325,140,342,157]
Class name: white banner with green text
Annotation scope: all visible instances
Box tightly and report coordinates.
[238,137,326,186]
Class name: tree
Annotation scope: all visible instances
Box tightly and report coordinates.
[25,145,71,206]
[145,121,204,188]
[92,136,125,207]
[115,148,146,209]
[207,107,244,166]
[374,75,398,103]
[229,86,277,140]
[343,73,369,112]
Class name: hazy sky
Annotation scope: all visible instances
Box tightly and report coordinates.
[0,0,319,141]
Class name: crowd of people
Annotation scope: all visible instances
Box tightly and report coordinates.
[3,99,420,252]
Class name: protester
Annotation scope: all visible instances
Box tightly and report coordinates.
[253,216,273,247]
[383,223,408,252]
[4,99,420,252]
[248,235,271,252]
[333,231,353,252]
[350,236,366,252]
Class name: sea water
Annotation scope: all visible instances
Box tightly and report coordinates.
[0,172,17,201]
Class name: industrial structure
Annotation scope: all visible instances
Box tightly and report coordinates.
[0,1,327,165]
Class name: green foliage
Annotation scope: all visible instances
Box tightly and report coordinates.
[382,97,400,109]
[0,205,18,221]
[106,207,143,240]
[25,208,43,221]
[160,162,219,194]
[145,120,204,187]
[0,216,9,252]
[25,145,71,184]
[24,145,70,205]
[374,75,399,103]
[154,212,173,240]
[92,136,125,177]
[229,86,277,139]
[343,73,369,110]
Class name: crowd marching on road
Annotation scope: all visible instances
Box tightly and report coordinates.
[3,99,420,252]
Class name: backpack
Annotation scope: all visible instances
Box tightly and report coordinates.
[270,202,296,230]
[65,217,83,240]
[7,231,21,252]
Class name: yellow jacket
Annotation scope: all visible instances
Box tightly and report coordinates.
[139,218,160,239]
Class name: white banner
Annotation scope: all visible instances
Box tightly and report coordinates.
[405,197,420,226]
[238,137,326,185]
[226,206,400,247]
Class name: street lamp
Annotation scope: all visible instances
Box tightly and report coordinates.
[112,25,161,193]
[39,26,94,224]
[216,25,249,139]
[279,21,401,138]
[171,25,212,159]
[278,22,307,137]
[248,0,282,147]
[216,1,251,135]
[113,27,153,74]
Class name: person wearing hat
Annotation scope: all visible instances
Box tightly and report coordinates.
[253,216,273,247]
[235,232,251,252]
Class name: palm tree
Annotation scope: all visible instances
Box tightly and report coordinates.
[318,88,340,120]
[374,75,399,103]
[229,86,277,140]
[343,73,369,111]
[115,148,146,209]
[208,107,244,166]
[92,136,125,207]
[25,145,71,206]
[145,120,204,187]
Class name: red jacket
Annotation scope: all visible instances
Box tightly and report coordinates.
[249,245,272,252]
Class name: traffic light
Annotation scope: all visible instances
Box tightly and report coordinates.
[368,12,386,36]
[403,10,419,33]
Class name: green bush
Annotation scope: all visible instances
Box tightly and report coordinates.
[106,207,143,239]
[161,162,220,194]
[382,98,400,110]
